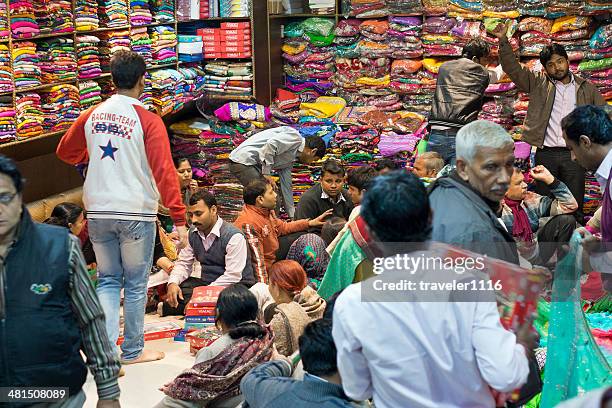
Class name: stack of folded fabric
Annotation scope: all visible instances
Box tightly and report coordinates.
[309,0,335,14]
[9,0,40,38]
[349,0,389,18]
[448,0,482,19]
[284,18,336,99]
[38,38,77,82]
[0,2,9,40]
[35,0,73,35]
[422,0,449,15]
[130,27,153,65]
[150,0,175,22]
[292,161,320,206]
[332,125,380,168]
[511,92,530,140]
[99,0,128,28]
[40,84,80,132]
[98,30,130,72]
[584,173,602,218]
[150,25,178,65]
[212,183,243,222]
[386,0,423,13]
[78,80,102,109]
[130,0,153,26]
[477,97,515,130]
[389,59,422,100]
[518,17,552,56]
[203,61,253,96]
[178,66,205,102]
[0,45,13,93]
[177,34,203,63]
[15,92,43,138]
[150,68,177,115]
[99,77,115,100]
[139,72,154,108]
[12,41,40,89]
[75,0,99,31]
[271,89,302,124]
[519,0,547,15]
[388,16,422,59]
[482,0,519,17]
[547,17,591,63]
[76,36,102,79]
[220,0,250,17]
[0,99,16,144]
[584,0,612,13]
[547,0,583,14]
[581,24,612,102]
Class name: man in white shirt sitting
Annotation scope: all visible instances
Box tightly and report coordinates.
[160,190,256,316]
[332,170,536,408]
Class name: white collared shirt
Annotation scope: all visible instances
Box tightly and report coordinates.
[321,189,346,205]
[595,148,612,200]
[543,74,577,148]
[169,217,248,287]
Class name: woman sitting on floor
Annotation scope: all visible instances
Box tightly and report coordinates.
[286,233,330,290]
[267,260,326,356]
[157,284,274,408]
[45,202,96,266]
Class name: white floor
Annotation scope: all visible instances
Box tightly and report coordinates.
[83,317,195,408]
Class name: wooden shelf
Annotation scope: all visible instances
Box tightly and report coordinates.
[186,16,251,21]
[76,25,130,34]
[16,80,77,93]
[12,31,75,42]
[206,93,253,101]
[147,62,178,70]
[0,39,9,44]
[0,130,65,150]
[0,90,13,96]
[133,21,177,28]
[269,13,337,18]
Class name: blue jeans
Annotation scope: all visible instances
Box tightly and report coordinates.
[426,129,457,165]
[89,219,155,361]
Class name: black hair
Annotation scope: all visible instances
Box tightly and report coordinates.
[320,216,346,246]
[299,319,337,377]
[321,159,345,177]
[216,284,265,339]
[562,105,612,146]
[462,38,491,61]
[173,157,190,169]
[45,202,84,229]
[110,50,146,90]
[305,136,327,159]
[0,155,24,193]
[188,189,217,208]
[322,289,343,320]
[540,43,568,67]
[243,179,271,206]
[373,158,398,172]
[361,170,431,242]
[347,166,377,191]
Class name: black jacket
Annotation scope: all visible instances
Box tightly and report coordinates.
[430,58,490,129]
[294,184,354,234]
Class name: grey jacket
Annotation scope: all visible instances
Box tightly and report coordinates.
[430,58,491,129]
[429,175,520,265]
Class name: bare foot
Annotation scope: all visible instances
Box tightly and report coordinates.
[121,349,165,365]
[118,367,125,377]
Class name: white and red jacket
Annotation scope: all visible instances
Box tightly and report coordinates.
[56,94,186,226]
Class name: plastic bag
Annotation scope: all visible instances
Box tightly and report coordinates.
[550,16,590,33]
[552,28,589,40]
[335,19,362,37]
[589,24,612,50]
[423,16,457,33]
[284,22,304,38]
[422,57,444,73]
[451,20,483,37]
[302,17,335,37]
[578,57,612,71]
[391,59,423,75]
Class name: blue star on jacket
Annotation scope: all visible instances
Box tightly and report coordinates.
[100,140,118,160]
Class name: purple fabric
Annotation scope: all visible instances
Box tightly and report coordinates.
[601,172,612,292]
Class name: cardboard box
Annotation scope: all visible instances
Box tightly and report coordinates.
[221,33,250,43]
[117,321,182,345]
[221,21,250,29]
[219,28,250,37]
[223,51,252,58]
[222,46,250,53]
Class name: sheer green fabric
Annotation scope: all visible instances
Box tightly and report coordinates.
[540,233,612,407]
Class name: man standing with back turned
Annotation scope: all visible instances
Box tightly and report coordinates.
[57,50,187,365]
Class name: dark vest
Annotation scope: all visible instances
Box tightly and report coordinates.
[188,219,256,286]
[0,211,87,403]
[601,170,612,292]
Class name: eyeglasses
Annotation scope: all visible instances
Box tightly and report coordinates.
[0,192,17,204]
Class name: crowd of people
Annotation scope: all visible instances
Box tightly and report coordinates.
[1,32,611,408]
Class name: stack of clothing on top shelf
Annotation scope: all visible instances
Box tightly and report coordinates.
[99,0,129,28]
[99,30,130,72]
[130,0,153,26]
[388,16,422,59]
[76,36,102,80]
[202,61,252,96]
[150,25,178,65]
[284,18,336,101]
[150,0,175,22]
[15,92,43,139]
[348,0,389,18]
[75,0,99,31]
[355,19,392,105]
[547,0,583,15]
[448,0,482,19]
[387,0,423,13]
[581,23,612,102]
[482,0,519,17]
[0,45,13,93]
[131,27,153,66]
[0,99,16,144]
[9,0,39,38]
[220,0,250,17]
[12,41,40,89]
[38,38,77,82]
[177,35,203,63]
[518,17,552,57]
[40,84,80,132]
[0,2,9,40]
[519,0,547,15]
[79,80,102,109]
[35,0,73,35]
